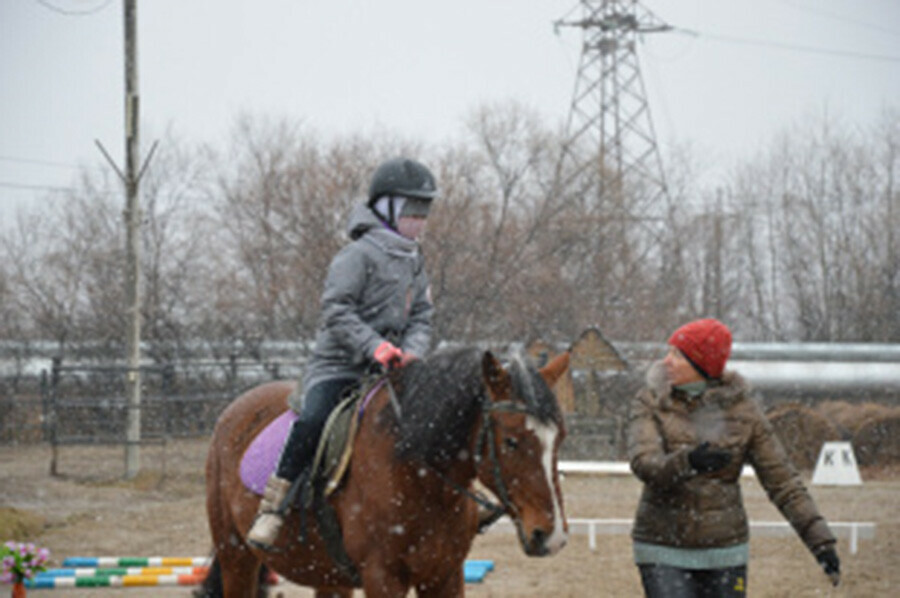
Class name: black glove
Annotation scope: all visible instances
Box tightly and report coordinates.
[688,441,732,473]
[816,547,841,586]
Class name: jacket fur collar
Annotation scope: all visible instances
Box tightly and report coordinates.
[645,360,750,410]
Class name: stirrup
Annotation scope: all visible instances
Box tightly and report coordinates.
[248,517,281,551]
[247,511,287,552]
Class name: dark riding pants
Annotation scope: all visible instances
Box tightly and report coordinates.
[275,377,358,481]
[638,564,747,598]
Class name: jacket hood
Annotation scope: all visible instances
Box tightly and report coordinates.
[645,360,749,410]
[347,203,384,238]
[346,203,419,256]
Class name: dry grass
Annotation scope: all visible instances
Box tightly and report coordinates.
[816,401,899,439]
[766,403,841,469]
[853,415,900,467]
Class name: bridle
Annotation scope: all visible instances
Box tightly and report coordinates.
[431,393,548,534]
[383,375,556,536]
[475,398,539,520]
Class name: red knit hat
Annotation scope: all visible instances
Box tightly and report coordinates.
[668,318,732,379]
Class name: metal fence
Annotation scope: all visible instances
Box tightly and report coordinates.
[0,371,45,444]
[0,357,305,453]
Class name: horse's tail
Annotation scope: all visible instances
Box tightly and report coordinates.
[192,550,272,598]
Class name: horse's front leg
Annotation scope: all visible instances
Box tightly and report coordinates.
[415,567,465,598]
[360,560,410,598]
[217,546,263,598]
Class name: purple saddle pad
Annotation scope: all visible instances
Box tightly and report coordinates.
[239,409,298,495]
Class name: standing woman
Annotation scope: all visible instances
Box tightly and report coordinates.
[627,318,841,597]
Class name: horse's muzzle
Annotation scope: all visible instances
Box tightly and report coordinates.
[524,527,567,557]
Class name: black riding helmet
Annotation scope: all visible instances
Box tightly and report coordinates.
[367,158,437,225]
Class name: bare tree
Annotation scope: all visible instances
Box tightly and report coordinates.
[137,129,218,362]
[4,104,897,356]
[721,110,900,342]
[1,176,122,355]
[426,102,581,342]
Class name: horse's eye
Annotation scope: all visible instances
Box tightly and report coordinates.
[504,437,519,451]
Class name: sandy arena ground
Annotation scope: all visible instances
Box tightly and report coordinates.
[1,439,897,597]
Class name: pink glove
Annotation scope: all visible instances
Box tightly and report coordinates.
[373,341,404,369]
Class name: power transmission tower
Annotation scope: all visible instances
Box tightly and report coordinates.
[556,0,671,212]
[553,1,673,332]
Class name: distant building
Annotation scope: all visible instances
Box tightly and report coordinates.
[569,327,630,418]
[526,327,637,459]
[526,338,575,413]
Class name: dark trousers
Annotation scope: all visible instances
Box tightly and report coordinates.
[275,377,358,481]
[638,564,747,598]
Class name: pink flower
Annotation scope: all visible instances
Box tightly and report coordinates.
[1,540,50,585]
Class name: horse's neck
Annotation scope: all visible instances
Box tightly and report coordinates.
[400,428,480,503]
[409,459,477,509]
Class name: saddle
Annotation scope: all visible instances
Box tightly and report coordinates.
[307,388,363,501]
[239,382,378,499]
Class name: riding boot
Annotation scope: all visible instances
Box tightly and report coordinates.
[247,474,292,550]
[247,379,353,550]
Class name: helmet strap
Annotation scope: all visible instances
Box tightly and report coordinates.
[371,196,405,230]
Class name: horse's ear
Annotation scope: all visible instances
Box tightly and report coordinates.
[539,351,570,388]
[482,350,511,399]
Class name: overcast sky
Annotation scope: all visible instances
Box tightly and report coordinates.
[2,0,899,222]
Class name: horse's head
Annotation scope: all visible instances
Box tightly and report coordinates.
[476,350,570,557]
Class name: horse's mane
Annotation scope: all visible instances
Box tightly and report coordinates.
[389,346,561,467]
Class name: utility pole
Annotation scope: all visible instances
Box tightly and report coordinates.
[122,0,142,479]
[98,0,155,478]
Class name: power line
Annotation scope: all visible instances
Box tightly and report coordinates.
[32,0,114,17]
[776,0,900,38]
[675,27,900,63]
[0,181,72,192]
[0,155,83,170]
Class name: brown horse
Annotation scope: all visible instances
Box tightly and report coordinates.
[200,346,570,597]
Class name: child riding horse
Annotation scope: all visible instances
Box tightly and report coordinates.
[248,157,438,549]
[202,347,571,597]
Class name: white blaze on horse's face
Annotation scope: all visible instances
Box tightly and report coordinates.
[525,415,567,555]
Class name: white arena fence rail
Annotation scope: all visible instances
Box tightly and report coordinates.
[548,461,875,554]
[488,518,875,555]
[559,461,755,477]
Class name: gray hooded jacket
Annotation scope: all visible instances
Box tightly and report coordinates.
[291,203,433,411]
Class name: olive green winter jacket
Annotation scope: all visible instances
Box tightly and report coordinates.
[627,361,836,556]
